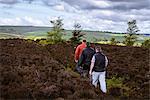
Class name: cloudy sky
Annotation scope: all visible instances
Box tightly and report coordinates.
[0,0,150,33]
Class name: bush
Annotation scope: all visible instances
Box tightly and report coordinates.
[107,77,124,89]
[123,34,137,46]
[38,40,49,45]
[107,76,130,97]
[103,38,108,41]
[110,37,117,45]
[141,39,150,48]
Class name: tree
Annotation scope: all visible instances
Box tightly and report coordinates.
[127,20,140,34]
[123,20,140,46]
[47,17,64,44]
[70,23,85,45]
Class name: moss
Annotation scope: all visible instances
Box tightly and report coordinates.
[107,76,130,97]
[65,67,80,78]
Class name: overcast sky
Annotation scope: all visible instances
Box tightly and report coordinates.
[0,0,150,33]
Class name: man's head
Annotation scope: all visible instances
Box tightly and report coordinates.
[86,42,91,47]
[95,46,102,52]
[82,39,86,43]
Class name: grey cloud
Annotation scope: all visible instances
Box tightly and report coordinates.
[23,0,34,4]
[111,1,150,11]
[43,0,58,6]
[61,0,108,10]
[62,0,150,11]
[0,0,149,33]
[107,0,143,2]
[0,0,149,11]
[1,5,13,9]
[0,0,18,4]
[3,11,13,15]
[94,9,150,23]
[0,0,36,5]
[94,13,125,22]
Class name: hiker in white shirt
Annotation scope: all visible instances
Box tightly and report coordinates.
[89,46,108,93]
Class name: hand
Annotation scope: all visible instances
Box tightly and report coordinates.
[75,60,78,63]
[89,71,92,76]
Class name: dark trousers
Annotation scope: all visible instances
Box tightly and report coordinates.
[75,63,83,74]
[82,64,90,77]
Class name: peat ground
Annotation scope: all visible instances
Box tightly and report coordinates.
[0,39,149,99]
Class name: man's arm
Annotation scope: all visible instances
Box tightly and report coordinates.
[75,46,80,62]
[78,50,84,66]
[105,56,108,67]
[89,56,95,75]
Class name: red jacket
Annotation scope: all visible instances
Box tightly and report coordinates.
[75,42,86,61]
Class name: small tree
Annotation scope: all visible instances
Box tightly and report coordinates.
[141,39,150,48]
[110,37,117,45]
[123,35,137,46]
[123,20,139,46]
[127,20,139,34]
[70,23,85,45]
[47,17,64,44]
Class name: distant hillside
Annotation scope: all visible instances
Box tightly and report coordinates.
[0,26,149,42]
[0,26,103,34]
[0,26,51,35]
[0,26,149,35]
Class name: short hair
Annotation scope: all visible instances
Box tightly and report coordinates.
[95,46,102,52]
[86,42,91,47]
[83,40,86,42]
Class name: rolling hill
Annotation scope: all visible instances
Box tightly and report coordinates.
[0,26,149,43]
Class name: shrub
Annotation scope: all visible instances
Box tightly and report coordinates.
[38,40,49,45]
[107,77,124,89]
[141,39,150,48]
[47,17,64,44]
[123,34,137,46]
[110,37,117,45]
[107,76,130,97]
[103,38,108,41]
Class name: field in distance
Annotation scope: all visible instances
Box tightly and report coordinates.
[0,26,149,45]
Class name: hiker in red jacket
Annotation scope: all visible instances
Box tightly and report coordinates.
[74,40,86,74]
[74,40,87,63]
